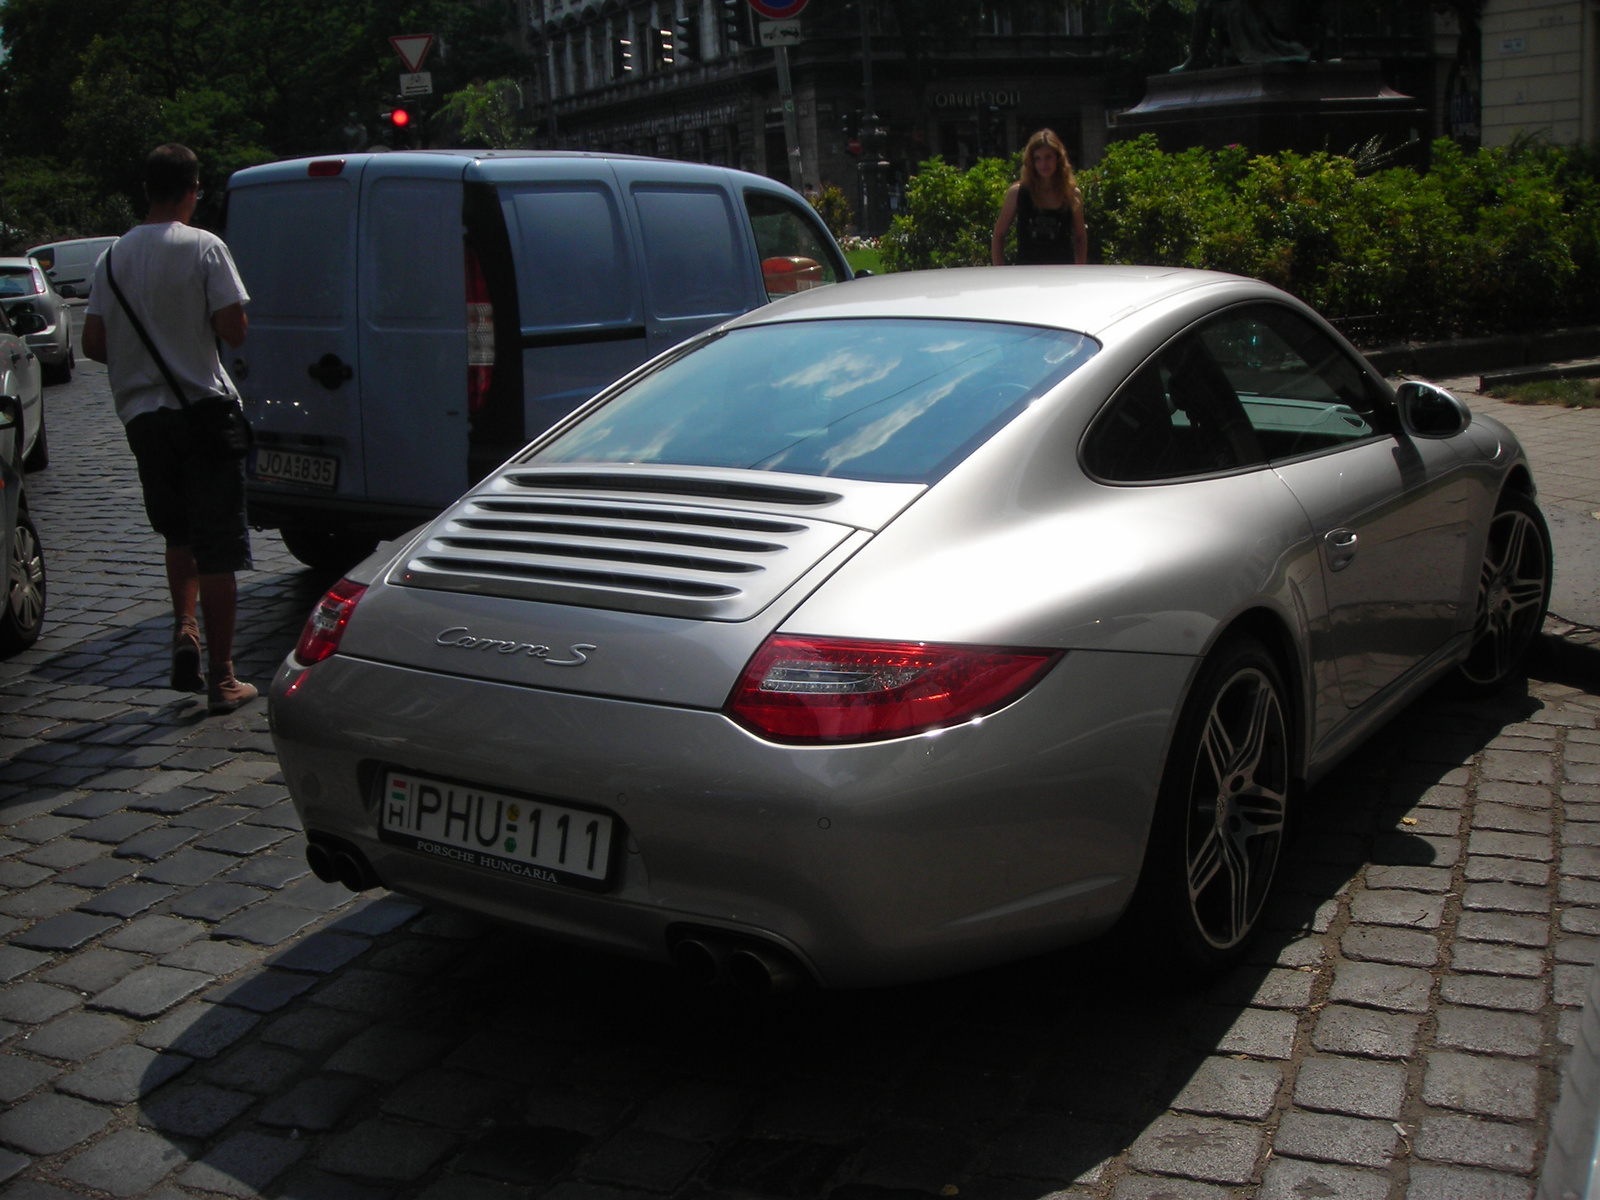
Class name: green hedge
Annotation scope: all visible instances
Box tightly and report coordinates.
[880,136,1600,344]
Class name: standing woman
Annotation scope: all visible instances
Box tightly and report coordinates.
[991,129,1087,266]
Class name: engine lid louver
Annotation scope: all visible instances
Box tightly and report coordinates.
[391,467,922,620]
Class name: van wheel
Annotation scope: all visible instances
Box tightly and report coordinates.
[0,508,45,656]
[281,527,379,575]
[23,403,47,472]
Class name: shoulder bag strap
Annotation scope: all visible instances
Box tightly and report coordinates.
[103,247,193,412]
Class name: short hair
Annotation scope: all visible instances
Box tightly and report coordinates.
[145,144,199,205]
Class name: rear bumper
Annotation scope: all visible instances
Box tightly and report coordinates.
[268,647,1194,986]
[248,486,440,539]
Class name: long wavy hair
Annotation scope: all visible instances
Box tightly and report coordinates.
[1020,128,1082,218]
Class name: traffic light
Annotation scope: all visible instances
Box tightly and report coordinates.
[841,109,863,155]
[651,26,675,69]
[674,16,700,63]
[721,0,747,52]
[612,36,634,77]
[379,102,416,146]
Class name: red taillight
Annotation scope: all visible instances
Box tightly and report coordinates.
[293,579,367,665]
[726,635,1062,744]
[465,245,493,415]
[308,159,346,177]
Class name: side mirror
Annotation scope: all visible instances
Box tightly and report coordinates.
[9,312,46,337]
[1395,380,1469,438]
[0,396,18,430]
[55,283,75,299]
[853,269,874,277]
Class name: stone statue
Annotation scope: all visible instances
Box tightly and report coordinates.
[1171,0,1313,72]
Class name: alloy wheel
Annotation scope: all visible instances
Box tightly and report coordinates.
[1460,504,1548,687]
[8,519,43,635]
[1184,666,1289,950]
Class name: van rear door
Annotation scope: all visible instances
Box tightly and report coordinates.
[610,161,763,361]
[463,157,646,444]
[356,156,470,510]
[226,160,367,506]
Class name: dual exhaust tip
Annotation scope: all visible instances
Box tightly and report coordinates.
[304,840,803,994]
[305,835,381,893]
[669,928,806,996]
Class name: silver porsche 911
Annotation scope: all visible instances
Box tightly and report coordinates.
[269,266,1550,990]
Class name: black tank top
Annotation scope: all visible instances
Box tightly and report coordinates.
[1016,188,1074,265]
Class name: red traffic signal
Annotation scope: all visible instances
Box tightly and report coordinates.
[389,107,410,128]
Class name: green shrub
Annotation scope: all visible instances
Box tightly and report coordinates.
[808,184,853,241]
[881,155,1017,271]
[881,134,1600,343]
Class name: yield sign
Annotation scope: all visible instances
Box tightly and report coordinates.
[390,34,436,73]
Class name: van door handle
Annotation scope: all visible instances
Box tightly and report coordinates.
[308,353,353,390]
[1325,527,1358,571]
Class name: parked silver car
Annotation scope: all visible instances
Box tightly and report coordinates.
[0,257,73,384]
[269,267,1550,989]
[0,395,45,656]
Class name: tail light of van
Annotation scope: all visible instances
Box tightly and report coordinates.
[465,245,494,415]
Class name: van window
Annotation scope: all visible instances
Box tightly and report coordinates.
[505,187,633,329]
[745,192,843,300]
[632,187,744,319]
[368,178,458,324]
[227,182,352,321]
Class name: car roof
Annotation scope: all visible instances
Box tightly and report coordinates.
[725,266,1278,341]
[25,236,116,255]
[228,150,800,195]
[0,259,40,269]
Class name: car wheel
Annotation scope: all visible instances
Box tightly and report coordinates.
[22,401,46,472]
[0,507,46,656]
[1456,491,1551,693]
[1131,636,1291,972]
[280,526,380,575]
[42,354,71,385]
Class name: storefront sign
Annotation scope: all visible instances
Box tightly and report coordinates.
[932,90,1021,109]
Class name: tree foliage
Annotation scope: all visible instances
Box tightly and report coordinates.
[877,135,1600,342]
[0,0,532,247]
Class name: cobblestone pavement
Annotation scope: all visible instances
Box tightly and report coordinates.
[2,353,1599,1200]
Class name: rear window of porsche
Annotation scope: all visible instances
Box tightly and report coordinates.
[531,318,1097,484]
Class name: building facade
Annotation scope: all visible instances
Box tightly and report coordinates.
[1479,0,1600,146]
[511,0,1486,224]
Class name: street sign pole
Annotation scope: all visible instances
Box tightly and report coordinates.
[773,44,803,193]
[748,0,807,194]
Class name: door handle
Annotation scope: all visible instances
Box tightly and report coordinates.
[8,353,19,365]
[308,353,353,390]
[1325,527,1359,572]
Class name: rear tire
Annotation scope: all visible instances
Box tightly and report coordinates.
[22,402,47,472]
[1455,491,1551,694]
[0,507,45,656]
[280,526,380,575]
[1126,635,1292,974]
[42,354,71,385]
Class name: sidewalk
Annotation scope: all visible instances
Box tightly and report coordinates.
[1431,376,1600,631]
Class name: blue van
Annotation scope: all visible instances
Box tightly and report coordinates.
[223,151,851,571]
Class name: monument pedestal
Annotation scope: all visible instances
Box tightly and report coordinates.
[1111,61,1428,161]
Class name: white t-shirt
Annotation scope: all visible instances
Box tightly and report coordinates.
[85,222,250,426]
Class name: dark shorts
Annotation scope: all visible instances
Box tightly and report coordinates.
[125,407,252,574]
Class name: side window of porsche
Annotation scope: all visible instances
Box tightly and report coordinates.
[1082,336,1268,483]
[1200,305,1387,461]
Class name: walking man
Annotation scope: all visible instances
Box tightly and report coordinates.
[82,143,257,714]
